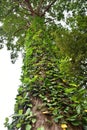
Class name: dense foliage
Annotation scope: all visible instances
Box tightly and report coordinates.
[0,0,87,130]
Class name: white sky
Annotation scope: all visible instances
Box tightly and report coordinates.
[0,48,22,130]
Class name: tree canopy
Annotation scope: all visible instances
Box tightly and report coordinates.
[0,0,87,130]
[0,0,86,51]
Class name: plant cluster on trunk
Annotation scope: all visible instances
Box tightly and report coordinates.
[0,0,87,130]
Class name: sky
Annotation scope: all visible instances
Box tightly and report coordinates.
[0,48,22,130]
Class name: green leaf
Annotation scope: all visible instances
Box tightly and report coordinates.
[16,123,21,128]
[19,109,23,115]
[76,105,81,114]
[54,115,63,123]
[26,124,32,130]
[32,118,36,123]
[65,88,75,93]
[67,115,77,121]
[71,121,80,126]
[5,117,9,122]
[4,117,9,127]
[25,108,31,115]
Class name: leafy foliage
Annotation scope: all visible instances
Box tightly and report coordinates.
[5,18,87,129]
[0,0,87,57]
[1,0,87,130]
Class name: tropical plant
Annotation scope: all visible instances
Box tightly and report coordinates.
[0,0,87,130]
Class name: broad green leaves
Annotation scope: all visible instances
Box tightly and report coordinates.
[2,0,87,130]
[26,125,32,130]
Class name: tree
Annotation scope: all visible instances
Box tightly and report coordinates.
[0,0,87,130]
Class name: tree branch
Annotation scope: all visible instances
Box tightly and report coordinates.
[36,0,45,14]
[41,0,57,16]
[24,0,35,15]
[13,25,30,36]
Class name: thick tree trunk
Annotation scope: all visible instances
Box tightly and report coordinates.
[10,21,84,130]
[20,27,83,130]
[30,98,83,130]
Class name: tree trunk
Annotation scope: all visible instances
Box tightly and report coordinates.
[31,97,83,130]
[20,26,83,130]
[9,20,83,130]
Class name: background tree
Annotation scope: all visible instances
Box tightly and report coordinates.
[0,0,87,130]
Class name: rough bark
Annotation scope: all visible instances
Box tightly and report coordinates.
[31,98,83,130]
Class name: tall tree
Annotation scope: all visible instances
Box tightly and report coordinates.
[0,0,87,130]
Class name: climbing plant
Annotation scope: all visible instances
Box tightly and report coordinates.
[0,0,87,130]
